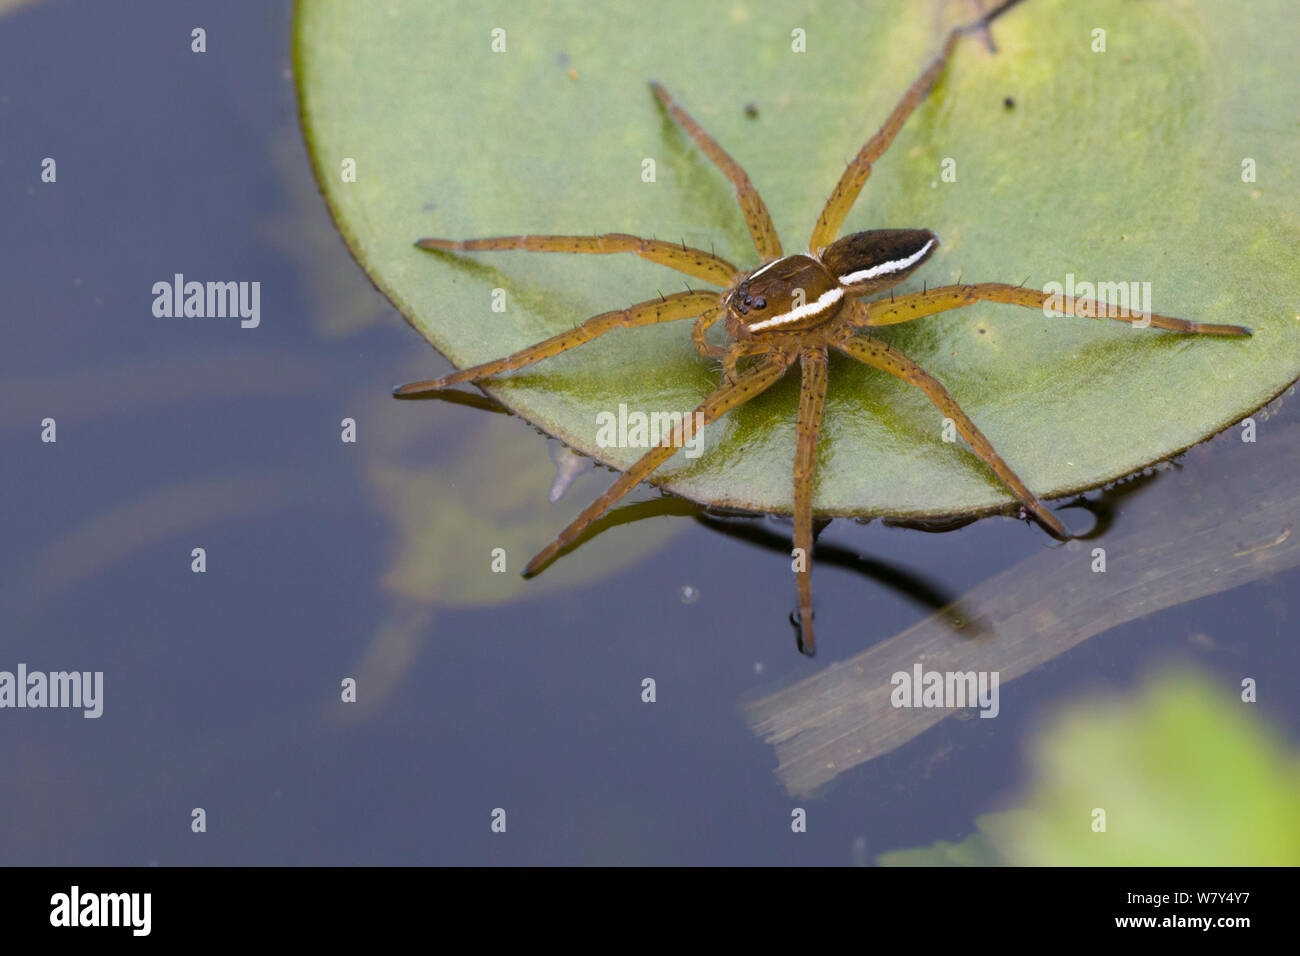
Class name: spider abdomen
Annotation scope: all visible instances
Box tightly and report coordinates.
[821,228,939,296]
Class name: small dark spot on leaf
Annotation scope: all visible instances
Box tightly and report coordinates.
[1003,96,1015,109]
[744,102,759,119]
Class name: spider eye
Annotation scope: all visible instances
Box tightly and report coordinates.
[752,296,766,309]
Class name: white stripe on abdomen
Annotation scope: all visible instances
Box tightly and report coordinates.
[837,238,935,285]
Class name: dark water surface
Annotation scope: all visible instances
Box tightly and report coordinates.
[2,0,1297,865]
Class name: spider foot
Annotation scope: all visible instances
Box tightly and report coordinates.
[790,607,816,658]
[1020,504,1071,540]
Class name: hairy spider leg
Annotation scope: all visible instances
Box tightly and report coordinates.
[850,282,1253,336]
[415,234,739,287]
[393,289,720,395]
[833,324,1068,538]
[650,82,784,264]
[722,340,776,383]
[809,0,1027,253]
[523,351,795,576]
[793,346,829,655]
[692,308,728,359]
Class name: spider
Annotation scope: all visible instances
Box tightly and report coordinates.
[395,0,1250,655]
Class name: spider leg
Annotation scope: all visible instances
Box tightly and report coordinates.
[692,307,728,359]
[850,284,1252,335]
[808,0,1026,253]
[523,351,794,576]
[650,82,783,263]
[721,341,773,384]
[793,346,829,655]
[393,289,720,395]
[416,233,739,287]
[833,327,1068,538]
[965,0,1000,54]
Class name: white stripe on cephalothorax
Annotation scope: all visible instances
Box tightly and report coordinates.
[746,287,845,331]
[837,238,935,286]
[746,258,785,281]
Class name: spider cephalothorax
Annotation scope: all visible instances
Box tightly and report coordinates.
[396,0,1249,655]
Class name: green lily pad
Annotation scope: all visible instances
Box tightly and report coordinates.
[295,0,1299,519]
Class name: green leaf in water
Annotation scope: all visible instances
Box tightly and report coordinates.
[295,0,1299,519]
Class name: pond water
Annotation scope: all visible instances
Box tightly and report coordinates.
[2,0,1296,865]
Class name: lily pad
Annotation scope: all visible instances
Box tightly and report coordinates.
[294,0,1299,519]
